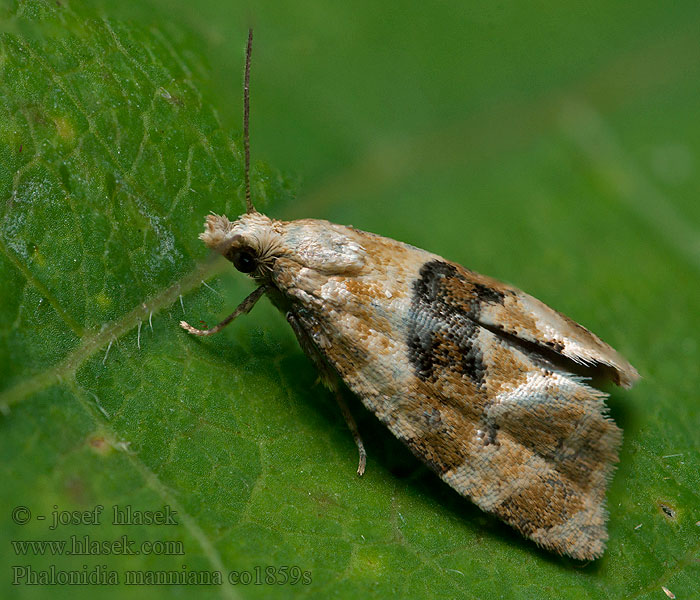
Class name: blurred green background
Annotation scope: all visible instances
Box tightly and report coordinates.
[1,1,698,598]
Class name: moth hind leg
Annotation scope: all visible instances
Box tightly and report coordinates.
[286,310,367,476]
[334,387,367,476]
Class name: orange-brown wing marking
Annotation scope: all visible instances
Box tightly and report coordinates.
[294,259,624,559]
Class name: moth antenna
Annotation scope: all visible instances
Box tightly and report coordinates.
[244,28,255,214]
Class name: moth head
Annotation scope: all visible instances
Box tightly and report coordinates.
[199,212,284,278]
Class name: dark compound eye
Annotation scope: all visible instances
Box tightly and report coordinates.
[231,249,257,273]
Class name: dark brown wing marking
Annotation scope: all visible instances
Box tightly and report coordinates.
[411,260,639,388]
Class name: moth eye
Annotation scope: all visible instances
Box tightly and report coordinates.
[230,249,257,273]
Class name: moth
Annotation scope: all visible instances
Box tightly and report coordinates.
[182,30,639,560]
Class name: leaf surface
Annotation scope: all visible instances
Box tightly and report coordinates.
[1,1,698,599]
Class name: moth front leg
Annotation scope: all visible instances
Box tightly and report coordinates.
[286,310,367,476]
[180,285,268,336]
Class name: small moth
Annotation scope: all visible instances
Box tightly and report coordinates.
[182,30,639,560]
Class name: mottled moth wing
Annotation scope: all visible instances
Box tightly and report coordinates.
[285,229,636,560]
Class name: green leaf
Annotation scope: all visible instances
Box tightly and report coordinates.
[1,1,698,599]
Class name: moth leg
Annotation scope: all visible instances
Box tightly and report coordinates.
[180,284,267,336]
[333,387,367,477]
[286,309,367,476]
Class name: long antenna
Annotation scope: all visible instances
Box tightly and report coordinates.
[244,28,254,213]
